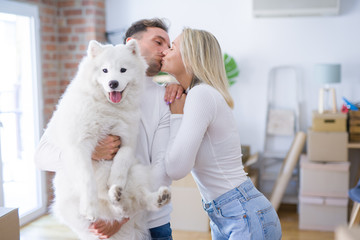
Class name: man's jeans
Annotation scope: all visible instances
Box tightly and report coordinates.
[149,222,173,240]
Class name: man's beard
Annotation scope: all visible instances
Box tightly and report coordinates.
[146,59,161,76]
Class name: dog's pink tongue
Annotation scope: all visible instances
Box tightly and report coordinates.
[110,91,122,103]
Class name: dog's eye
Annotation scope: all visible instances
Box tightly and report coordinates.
[120,68,127,73]
[102,68,108,73]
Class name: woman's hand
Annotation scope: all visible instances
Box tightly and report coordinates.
[91,135,121,161]
[89,218,129,239]
[170,93,186,114]
[164,83,184,104]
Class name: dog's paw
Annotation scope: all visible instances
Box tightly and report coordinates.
[79,194,98,222]
[108,184,123,203]
[86,213,96,222]
[157,186,171,207]
[79,203,97,222]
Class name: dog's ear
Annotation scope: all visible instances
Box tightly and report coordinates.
[88,40,104,59]
[126,39,140,56]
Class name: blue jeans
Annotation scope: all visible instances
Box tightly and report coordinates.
[202,178,282,240]
[149,222,173,240]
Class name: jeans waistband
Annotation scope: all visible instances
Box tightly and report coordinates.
[202,178,256,210]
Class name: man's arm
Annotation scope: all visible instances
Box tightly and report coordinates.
[91,135,121,161]
[34,133,121,172]
[34,132,62,172]
[89,218,129,239]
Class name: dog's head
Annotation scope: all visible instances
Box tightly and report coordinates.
[86,39,147,104]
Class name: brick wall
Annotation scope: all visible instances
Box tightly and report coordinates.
[17,0,106,205]
[18,0,106,123]
[43,0,106,123]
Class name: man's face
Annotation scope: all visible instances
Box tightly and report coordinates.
[135,27,170,76]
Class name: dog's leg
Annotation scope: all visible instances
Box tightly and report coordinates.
[142,186,171,211]
[111,182,171,218]
[117,163,171,213]
[107,146,134,203]
[65,145,98,221]
[119,184,171,213]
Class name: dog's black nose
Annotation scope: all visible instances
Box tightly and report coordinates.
[109,80,119,89]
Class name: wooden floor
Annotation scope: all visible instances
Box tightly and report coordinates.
[20,204,334,240]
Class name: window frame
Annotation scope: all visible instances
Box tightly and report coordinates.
[0,0,46,226]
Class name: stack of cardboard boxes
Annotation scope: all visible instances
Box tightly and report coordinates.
[299,111,349,231]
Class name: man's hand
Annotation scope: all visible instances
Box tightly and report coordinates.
[164,83,184,104]
[169,93,186,114]
[91,135,121,161]
[89,218,129,239]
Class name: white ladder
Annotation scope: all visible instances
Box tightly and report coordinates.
[259,66,302,204]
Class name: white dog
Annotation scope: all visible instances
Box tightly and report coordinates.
[45,40,171,239]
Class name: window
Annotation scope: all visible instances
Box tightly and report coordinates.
[0,1,46,225]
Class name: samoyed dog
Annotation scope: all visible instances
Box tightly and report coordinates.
[45,40,171,240]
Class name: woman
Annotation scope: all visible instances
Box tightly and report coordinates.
[161,28,282,240]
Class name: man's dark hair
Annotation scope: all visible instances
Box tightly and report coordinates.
[123,18,169,44]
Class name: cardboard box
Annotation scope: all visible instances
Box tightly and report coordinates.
[171,174,209,232]
[307,130,348,162]
[299,196,348,231]
[300,154,349,197]
[312,111,347,132]
[349,120,360,133]
[0,208,19,240]
[349,110,360,120]
[348,111,360,142]
[350,133,360,142]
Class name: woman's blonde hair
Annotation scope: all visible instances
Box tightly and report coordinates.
[180,28,234,108]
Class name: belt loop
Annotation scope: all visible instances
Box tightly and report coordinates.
[212,200,220,214]
[202,199,212,210]
[236,184,249,201]
[202,199,206,210]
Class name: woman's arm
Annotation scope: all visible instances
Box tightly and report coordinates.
[149,105,172,188]
[165,86,216,180]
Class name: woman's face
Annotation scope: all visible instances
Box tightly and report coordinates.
[161,34,187,78]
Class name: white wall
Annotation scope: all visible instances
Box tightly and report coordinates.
[106,0,360,153]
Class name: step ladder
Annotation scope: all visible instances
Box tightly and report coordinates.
[259,66,302,204]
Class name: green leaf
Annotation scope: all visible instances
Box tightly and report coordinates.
[157,71,168,76]
[224,53,239,86]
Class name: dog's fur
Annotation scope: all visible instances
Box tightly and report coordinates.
[45,40,171,239]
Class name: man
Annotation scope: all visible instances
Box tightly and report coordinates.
[35,18,183,240]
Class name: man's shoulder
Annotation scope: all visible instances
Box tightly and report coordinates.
[141,79,169,116]
[145,78,166,95]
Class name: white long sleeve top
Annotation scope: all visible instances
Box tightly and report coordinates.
[165,84,247,202]
[35,77,172,229]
